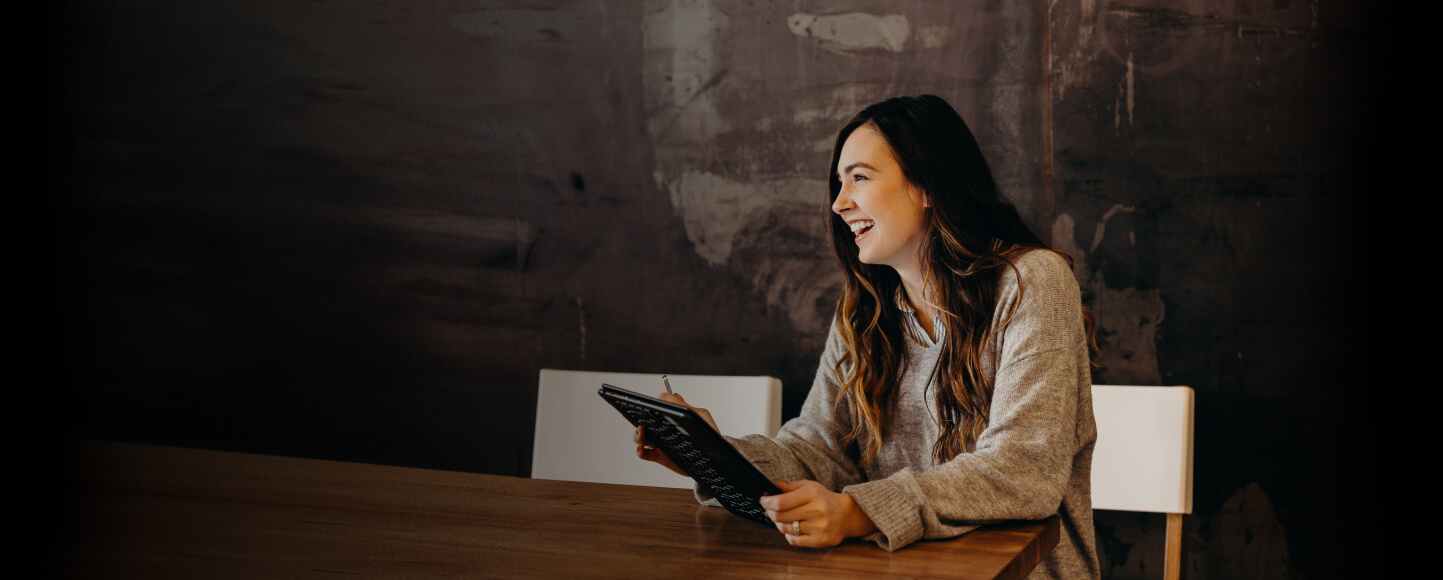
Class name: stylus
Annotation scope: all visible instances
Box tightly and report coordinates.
[663,375,674,395]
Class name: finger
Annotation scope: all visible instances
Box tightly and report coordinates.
[775,519,801,536]
[658,392,685,406]
[637,445,682,471]
[759,482,789,510]
[772,506,820,529]
[783,523,837,549]
[637,445,663,462]
[764,485,817,512]
[789,533,827,549]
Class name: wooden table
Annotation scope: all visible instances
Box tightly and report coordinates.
[62,441,1059,579]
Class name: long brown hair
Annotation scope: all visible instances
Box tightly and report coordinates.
[827,95,1097,465]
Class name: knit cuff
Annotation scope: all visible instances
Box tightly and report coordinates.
[694,434,785,507]
[693,486,722,507]
[844,469,925,551]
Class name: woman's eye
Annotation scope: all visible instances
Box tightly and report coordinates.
[852,174,868,183]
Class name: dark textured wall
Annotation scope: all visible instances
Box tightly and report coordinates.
[1049,2,1385,578]
[53,1,1384,578]
[57,0,1050,474]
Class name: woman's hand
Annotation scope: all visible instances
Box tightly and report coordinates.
[632,393,720,477]
[760,480,879,548]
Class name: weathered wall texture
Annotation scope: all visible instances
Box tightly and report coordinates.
[1049,1,1382,578]
[55,1,1380,578]
[60,0,1049,470]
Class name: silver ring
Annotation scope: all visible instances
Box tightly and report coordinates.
[792,520,801,535]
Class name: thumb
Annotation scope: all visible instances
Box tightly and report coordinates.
[775,480,800,492]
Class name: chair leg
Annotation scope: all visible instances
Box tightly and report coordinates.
[1165,513,1183,580]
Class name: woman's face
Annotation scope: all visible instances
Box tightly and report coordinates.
[832,124,930,272]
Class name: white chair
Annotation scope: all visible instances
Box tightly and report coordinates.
[531,369,782,489]
[1090,385,1195,580]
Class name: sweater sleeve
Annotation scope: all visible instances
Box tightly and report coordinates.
[695,322,867,505]
[842,251,1090,551]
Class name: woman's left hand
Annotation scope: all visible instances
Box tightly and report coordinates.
[759,480,879,548]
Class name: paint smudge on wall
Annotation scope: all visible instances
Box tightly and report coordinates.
[1090,203,1134,252]
[1114,52,1135,128]
[663,171,823,266]
[787,12,910,53]
[1052,0,1098,102]
[643,0,843,334]
[917,25,951,48]
[664,169,840,332]
[1054,210,1164,385]
[732,202,845,333]
[791,84,881,126]
[1057,0,1319,103]
[643,0,730,143]
[1125,52,1135,125]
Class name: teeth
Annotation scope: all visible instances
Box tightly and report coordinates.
[849,220,874,234]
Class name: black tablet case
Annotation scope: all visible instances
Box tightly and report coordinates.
[599,383,781,526]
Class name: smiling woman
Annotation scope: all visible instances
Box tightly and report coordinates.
[833,125,931,274]
[636,95,1102,580]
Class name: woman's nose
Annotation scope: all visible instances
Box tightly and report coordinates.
[832,186,853,215]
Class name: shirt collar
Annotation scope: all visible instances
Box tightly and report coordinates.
[893,284,946,346]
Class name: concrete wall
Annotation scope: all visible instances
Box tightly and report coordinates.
[53,1,1385,578]
[1049,2,1385,578]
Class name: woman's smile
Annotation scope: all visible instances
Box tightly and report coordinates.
[849,219,875,242]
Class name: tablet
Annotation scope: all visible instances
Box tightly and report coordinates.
[599,383,781,526]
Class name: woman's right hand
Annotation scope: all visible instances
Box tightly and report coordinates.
[633,392,720,477]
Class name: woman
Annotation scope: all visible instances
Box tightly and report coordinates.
[636,95,1101,579]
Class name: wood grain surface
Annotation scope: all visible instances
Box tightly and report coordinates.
[61,441,1058,579]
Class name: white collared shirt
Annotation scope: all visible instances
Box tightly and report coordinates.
[894,285,946,348]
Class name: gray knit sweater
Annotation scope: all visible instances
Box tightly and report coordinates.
[698,249,1100,580]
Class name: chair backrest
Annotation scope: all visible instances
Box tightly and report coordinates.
[532,369,782,488]
[1090,385,1194,514]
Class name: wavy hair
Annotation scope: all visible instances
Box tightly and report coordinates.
[826,95,1098,465]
